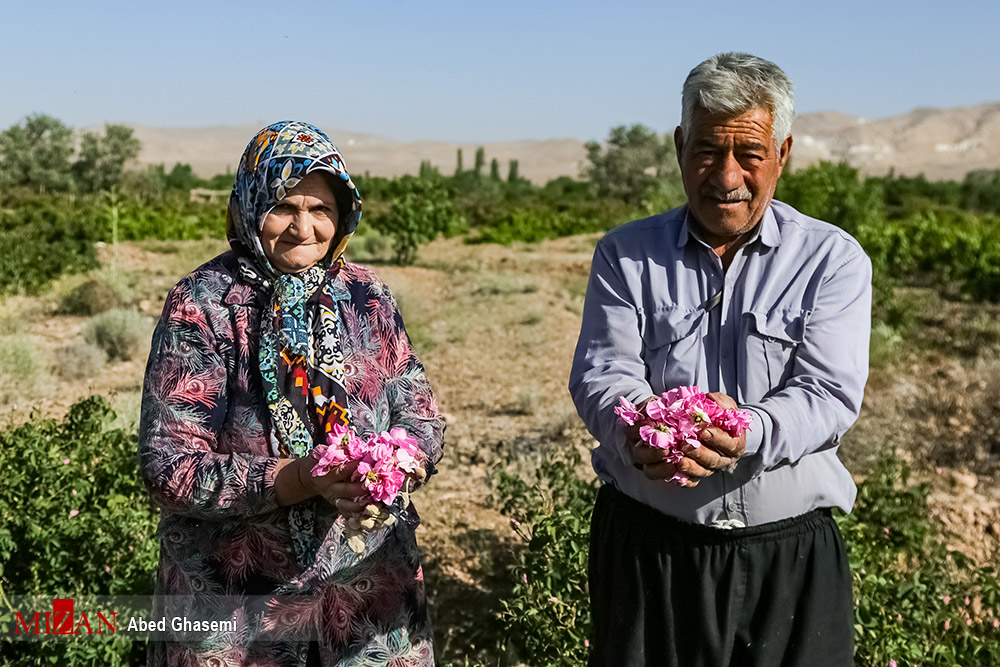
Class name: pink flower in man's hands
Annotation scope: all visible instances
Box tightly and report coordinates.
[357,459,406,504]
[661,385,700,406]
[614,396,643,426]
[644,398,670,421]
[639,424,678,450]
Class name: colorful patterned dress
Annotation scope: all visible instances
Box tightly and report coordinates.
[138,252,444,666]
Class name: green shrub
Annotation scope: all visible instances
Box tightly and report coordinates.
[371,175,464,264]
[0,396,159,665]
[0,197,99,294]
[837,457,1000,665]
[0,335,48,403]
[84,309,148,361]
[61,276,129,316]
[53,341,107,380]
[489,446,598,666]
[490,450,1000,666]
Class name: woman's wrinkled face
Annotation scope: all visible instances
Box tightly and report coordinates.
[260,172,339,274]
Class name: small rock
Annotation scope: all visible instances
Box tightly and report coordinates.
[949,470,978,491]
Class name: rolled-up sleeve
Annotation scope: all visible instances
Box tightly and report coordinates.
[742,251,872,470]
[138,283,280,519]
[569,239,653,464]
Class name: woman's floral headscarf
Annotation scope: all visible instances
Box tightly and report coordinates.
[227,120,363,276]
[227,122,364,566]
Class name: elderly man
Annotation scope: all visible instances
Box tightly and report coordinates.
[569,53,870,667]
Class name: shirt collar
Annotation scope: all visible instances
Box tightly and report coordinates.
[677,202,782,250]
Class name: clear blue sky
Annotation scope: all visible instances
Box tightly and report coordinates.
[2,0,997,142]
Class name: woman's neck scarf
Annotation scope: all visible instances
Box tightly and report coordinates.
[227,121,364,567]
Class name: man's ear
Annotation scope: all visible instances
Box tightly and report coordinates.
[674,126,684,166]
[777,134,793,169]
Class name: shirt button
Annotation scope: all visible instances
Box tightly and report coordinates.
[728,502,738,512]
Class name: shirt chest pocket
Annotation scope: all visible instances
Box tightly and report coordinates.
[641,307,705,394]
[741,309,807,400]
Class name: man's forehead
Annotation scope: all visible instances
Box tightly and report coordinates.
[687,107,775,142]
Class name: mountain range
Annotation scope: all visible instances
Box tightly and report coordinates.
[128,102,1000,184]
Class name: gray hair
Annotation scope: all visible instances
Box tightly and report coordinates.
[680,52,794,148]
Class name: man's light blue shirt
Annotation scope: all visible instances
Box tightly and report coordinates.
[569,200,872,527]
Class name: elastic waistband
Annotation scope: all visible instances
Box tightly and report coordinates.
[599,484,834,546]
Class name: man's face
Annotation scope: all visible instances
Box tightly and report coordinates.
[674,107,792,246]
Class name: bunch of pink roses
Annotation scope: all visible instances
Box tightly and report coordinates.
[614,386,752,484]
[310,423,426,552]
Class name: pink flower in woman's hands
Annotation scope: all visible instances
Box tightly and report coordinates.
[310,443,347,477]
[357,459,406,504]
[383,427,420,457]
[395,446,422,474]
[614,396,643,426]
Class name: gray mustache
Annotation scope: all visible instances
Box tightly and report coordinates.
[701,187,751,202]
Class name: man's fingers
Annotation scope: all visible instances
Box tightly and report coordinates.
[633,444,669,466]
[643,457,713,482]
[705,391,738,410]
[698,427,745,459]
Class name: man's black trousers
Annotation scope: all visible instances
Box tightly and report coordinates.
[588,484,854,667]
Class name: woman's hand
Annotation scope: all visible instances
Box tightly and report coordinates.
[308,461,367,515]
[274,457,366,515]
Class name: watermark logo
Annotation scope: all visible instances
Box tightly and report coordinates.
[13,598,116,636]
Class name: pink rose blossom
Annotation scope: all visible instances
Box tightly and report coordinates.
[644,398,670,421]
[993,619,999,628]
[945,619,950,630]
[890,660,897,667]
[357,459,406,504]
[639,424,678,450]
[63,458,70,465]
[69,510,79,518]
[105,566,110,572]
[943,596,951,605]
[614,396,642,426]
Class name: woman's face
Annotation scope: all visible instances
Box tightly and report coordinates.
[260,172,339,274]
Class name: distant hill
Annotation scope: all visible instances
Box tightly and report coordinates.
[790,102,1000,180]
[127,102,1000,184]
[127,124,587,185]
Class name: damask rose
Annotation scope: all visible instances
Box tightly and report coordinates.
[309,424,427,552]
[615,386,752,484]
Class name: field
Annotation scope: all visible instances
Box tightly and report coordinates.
[2,231,999,664]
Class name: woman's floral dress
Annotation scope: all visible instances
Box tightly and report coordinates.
[138,252,444,666]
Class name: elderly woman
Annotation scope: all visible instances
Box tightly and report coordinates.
[138,121,444,666]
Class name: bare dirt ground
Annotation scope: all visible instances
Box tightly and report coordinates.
[2,235,998,664]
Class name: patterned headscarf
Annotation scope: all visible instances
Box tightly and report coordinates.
[227,122,364,565]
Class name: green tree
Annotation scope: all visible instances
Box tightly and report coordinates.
[0,114,74,193]
[164,162,200,191]
[72,124,142,193]
[775,160,884,234]
[455,148,464,176]
[373,176,464,264]
[474,147,486,176]
[490,157,501,181]
[584,124,681,207]
[507,159,520,184]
